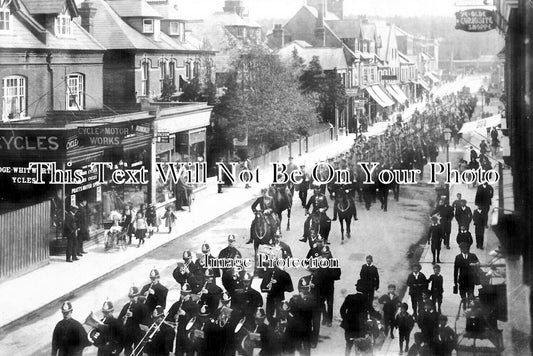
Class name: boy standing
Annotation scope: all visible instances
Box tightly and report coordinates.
[378,284,400,338]
[428,265,444,314]
[394,302,414,354]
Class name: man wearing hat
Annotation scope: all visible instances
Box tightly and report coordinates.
[261,263,294,323]
[51,301,90,356]
[298,162,311,208]
[63,205,79,263]
[248,188,279,244]
[406,263,428,318]
[173,250,203,294]
[340,280,372,356]
[316,249,341,328]
[95,301,124,356]
[301,185,330,243]
[196,242,221,279]
[218,235,243,271]
[141,269,169,315]
[272,230,292,259]
[298,270,321,348]
[454,199,473,231]
[118,286,150,355]
[200,269,223,312]
[144,306,175,356]
[232,272,264,327]
[453,243,480,310]
[165,283,199,356]
[75,198,89,255]
[305,234,325,259]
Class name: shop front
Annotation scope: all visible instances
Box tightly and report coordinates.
[364,84,395,124]
[152,103,213,209]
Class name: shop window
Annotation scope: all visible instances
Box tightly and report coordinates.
[141,60,150,96]
[143,19,154,33]
[66,73,85,110]
[55,9,71,37]
[0,6,11,32]
[2,75,27,121]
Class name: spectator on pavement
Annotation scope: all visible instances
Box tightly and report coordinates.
[454,200,473,230]
[406,263,427,318]
[394,302,414,355]
[456,225,473,247]
[454,242,480,310]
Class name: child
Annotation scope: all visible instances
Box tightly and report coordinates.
[428,216,443,264]
[378,284,401,338]
[134,211,147,247]
[162,206,176,234]
[428,264,444,314]
[394,303,414,354]
[436,315,457,356]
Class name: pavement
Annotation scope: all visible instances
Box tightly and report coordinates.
[0,131,356,333]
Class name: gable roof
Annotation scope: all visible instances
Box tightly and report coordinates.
[325,19,361,39]
[360,23,376,42]
[22,0,78,16]
[302,5,339,21]
[106,0,162,18]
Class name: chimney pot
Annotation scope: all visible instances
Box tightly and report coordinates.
[79,1,96,34]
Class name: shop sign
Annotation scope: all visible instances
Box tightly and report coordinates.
[66,135,79,151]
[190,130,206,145]
[382,75,397,80]
[135,124,151,134]
[455,9,495,32]
[157,131,170,143]
[0,131,62,151]
[346,88,359,97]
[77,125,133,146]
[96,186,102,202]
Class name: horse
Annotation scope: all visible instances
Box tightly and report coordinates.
[268,185,292,231]
[334,187,357,243]
[303,210,331,247]
[250,210,277,253]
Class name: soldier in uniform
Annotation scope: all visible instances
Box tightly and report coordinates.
[288,281,313,356]
[247,188,279,244]
[51,301,89,356]
[316,248,341,327]
[306,234,325,259]
[94,301,124,356]
[301,185,331,243]
[340,280,371,356]
[298,271,321,348]
[200,269,224,312]
[218,234,242,272]
[143,306,175,356]
[140,269,169,315]
[271,230,293,259]
[261,263,294,323]
[118,286,150,356]
[196,243,221,279]
[233,272,264,327]
[298,163,310,208]
[173,250,203,293]
[165,283,199,356]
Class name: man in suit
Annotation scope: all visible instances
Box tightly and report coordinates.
[359,255,380,311]
[75,199,89,255]
[453,243,480,310]
[433,199,454,249]
[454,200,473,230]
[406,263,427,317]
[340,280,371,356]
[63,205,79,263]
[475,182,493,228]
[472,206,486,249]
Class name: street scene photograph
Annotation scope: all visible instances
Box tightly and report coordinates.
[0,0,530,355]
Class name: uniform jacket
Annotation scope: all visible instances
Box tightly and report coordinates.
[232,287,263,318]
[260,268,294,299]
[305,194,329,213]
[475,184,493,207]
[454,253,479,288]
[51,318,90,356]
[359,264,380,292]
[144,322,174,356]
[97,316,124,356]
[118,300,150,337]
[428,224,444,247]
[141,282,168,314]
[251,196,276,212]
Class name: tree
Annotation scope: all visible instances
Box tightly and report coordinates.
[158,75,177,102]
[300,56,324,95]
[215,45,318,152]
[322,68,347,125]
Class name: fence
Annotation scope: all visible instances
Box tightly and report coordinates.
[0,201,50,281]
[250,129,333,169]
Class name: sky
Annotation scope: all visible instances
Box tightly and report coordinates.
[178,0,466,20]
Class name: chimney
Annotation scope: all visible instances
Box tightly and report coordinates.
[223,0,245,17]
[78,1,96,34]
[272,24,285,48]
[315,0,326,47]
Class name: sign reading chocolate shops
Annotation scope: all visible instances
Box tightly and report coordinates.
[455,9,495,32]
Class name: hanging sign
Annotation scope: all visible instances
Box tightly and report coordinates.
[455,9,496,32]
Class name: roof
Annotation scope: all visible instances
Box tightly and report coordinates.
[147,2,182,20]
[394,26,413,38]
[398,51,414,64]
[22,0,78,16]
[302,5,339,20]
[106,0,162,18]
[242,15,261,28]
[325,19,361,39]
[292,40,312,48]
[205,11,250,27]
[360,23,376,42]
[278,44,348,70]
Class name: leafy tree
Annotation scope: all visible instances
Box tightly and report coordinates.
[300,56,324,95]
[158,75,177,102]
[322,68,347,125]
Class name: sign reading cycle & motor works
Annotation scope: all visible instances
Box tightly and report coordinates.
[455,8,495,32]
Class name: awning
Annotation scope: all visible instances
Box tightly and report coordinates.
[417,78,431,92]
[459,114,503,134]
[385,84,409,104]
[425,72,440,83]
[365,85,394,108]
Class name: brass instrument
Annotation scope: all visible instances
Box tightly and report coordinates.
[142,282,155,304]
[131,310,169,356]
[84,312,106,346]
[194,281,209,303]
[265,269,276,292]
[122,301,133,325]
[171,299,184,355]
[179,260,193,274]
[240,324,261,353]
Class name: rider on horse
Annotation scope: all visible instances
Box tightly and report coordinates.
[300,183,330,243]
[247,188,280,244]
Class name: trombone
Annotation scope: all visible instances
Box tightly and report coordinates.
[131,310,169,356]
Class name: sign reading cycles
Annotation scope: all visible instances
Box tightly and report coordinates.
[455,9,495,32]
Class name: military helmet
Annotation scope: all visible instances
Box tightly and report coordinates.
[128,286,140,297]
[201,242,210,253]
[254,307,266,319]
[183,250,192,259]
[61,301,73,314]
[204,268,215,278]
[149,269,160,279]
[221,292,231,303]
[227,234,236,243]
[199,304,210,316]
[242,272,253,282]
[102,301,114,313]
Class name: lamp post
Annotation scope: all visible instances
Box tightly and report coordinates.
[443,128,452,162]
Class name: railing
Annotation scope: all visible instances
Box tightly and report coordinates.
[0,201,50,281]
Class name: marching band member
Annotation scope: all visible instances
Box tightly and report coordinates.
[232,272,263,327]
[260,262,293,323]
[218,234,242,271]
[118,286,150,356]
[288,282,314,356]
[173,250,203,293]
[271,230,292,259]
[196,242,221,279]
[271,301,294,356]
[95,301,124,356]
[140,269,169,314]
[200,268,224,312]
[298,269,321,349]
[165,283,199,356]
[51,301,90,356]
[316,247,341,328]
[306,234,325,259]
[143,306,175,356]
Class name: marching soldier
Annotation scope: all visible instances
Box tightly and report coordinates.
[51,301,90,356]
[173,250,203,293]
[189,304,216,356]
[272,230,293,259]
[218,234,242,271]
[222,266,245,297]
[301,184,330,243]
[94,301,124,356]
[316,248,341,327]
[143,306,175,356]
[118,286,150,356]
[196,242,221,278]
[200,269,224,312]
[165,283,199,356]
[233,272,264,326]
[261,263,294,323]
[305,234,325,259]
[140,269,169,314]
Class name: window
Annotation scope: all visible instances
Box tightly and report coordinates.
[370,68,375,83]
[363,42,368,52]
[169,21,180,36]
[193,61,200,78]
[2,76,26,121]
[169,60,175,85]
[55,10,71,37]
[236,27,244,38]
[143,19,154,33]
[141,61,149,96]
[0,6,11,32]
[185,61,192,80]
[159,60,167,92]
[363,68,368,84]
[66,73,84,110]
